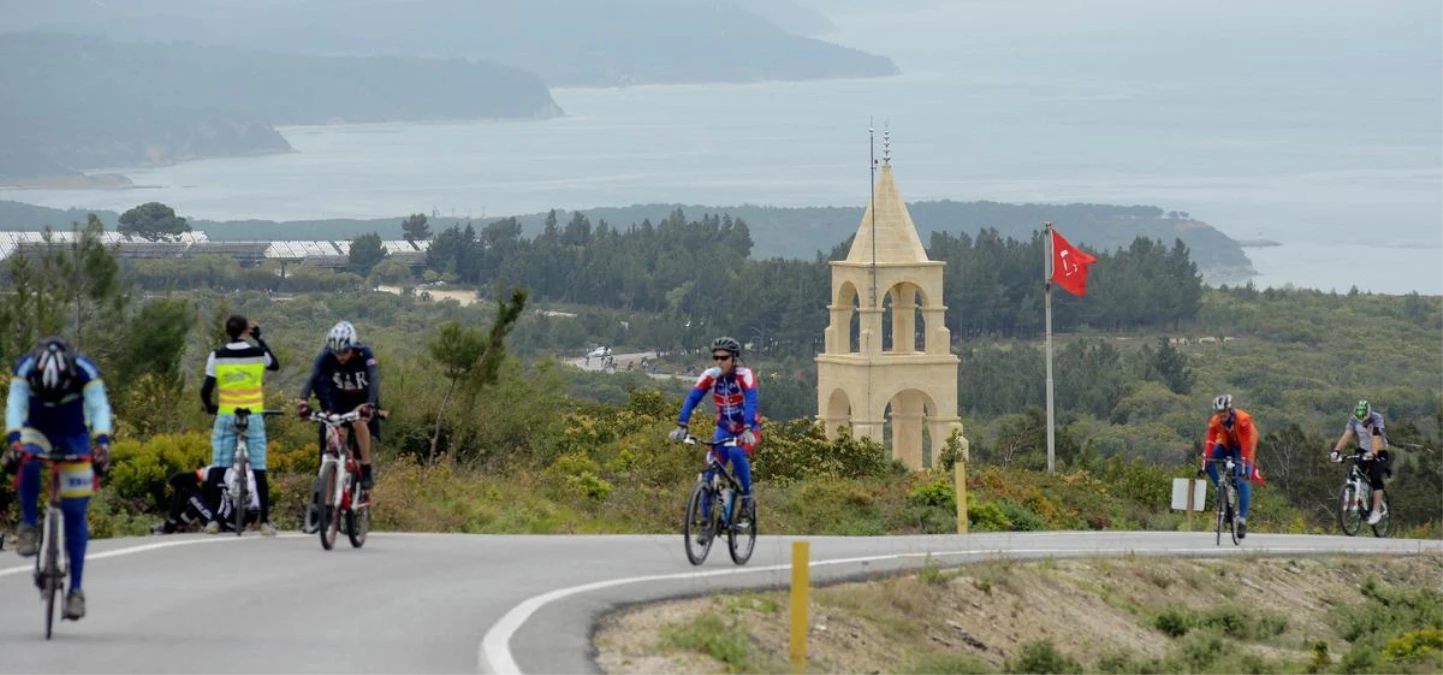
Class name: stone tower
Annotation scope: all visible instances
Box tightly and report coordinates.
[815,149,968,470]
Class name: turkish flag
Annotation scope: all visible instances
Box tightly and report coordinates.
[1050,229,1097,296]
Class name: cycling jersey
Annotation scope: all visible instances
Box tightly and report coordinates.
[679,365,759,435]
[1206,408,1258,463]
[299,345,379,412]
[6,353,111,456]
[1344,412,1388,451]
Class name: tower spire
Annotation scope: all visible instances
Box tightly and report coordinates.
[882,121,891,166]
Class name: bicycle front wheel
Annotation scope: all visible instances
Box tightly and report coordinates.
[347,483,369,549]
[43,510,61,640]
[727,497,756,566]
[1214,484,1225,546]
[683,481,715,566]
[318,463,339,550]
[1338,483,1361,536]
[1227,482,1240,546]
[233,461,249,537]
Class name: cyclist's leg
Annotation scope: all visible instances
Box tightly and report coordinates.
[351,408,373,477]
[250,416,271,524]
[1232,448,1252,520]
[164,470,199,529]
[211,414,237,468]
[17,455,41,527]
[60,496,88,590]
[57,459,96,591]
[1366,453,1388,512]
[1204,443,1225,486]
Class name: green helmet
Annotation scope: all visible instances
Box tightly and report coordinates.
[1353,400,1371,421]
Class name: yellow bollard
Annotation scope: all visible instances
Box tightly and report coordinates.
[790,540,810,674]
[955,460,969,534]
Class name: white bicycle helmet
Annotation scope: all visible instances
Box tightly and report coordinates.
[326,321,358,354]
[1212,394,1233,412]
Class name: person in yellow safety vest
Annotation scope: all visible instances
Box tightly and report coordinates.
[200,315,280,535]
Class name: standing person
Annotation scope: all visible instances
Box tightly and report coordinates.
[5,337,112,620]
[1200,394,1259,539]
[200,315,280,535]
[667,337,760,518]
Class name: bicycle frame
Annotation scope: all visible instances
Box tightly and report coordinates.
[688,437,743,524]
[32,453,85,638]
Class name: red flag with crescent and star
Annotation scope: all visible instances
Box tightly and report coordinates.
[1050,229,1098,296]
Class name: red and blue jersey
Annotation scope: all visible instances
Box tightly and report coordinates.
[680,366,759,435]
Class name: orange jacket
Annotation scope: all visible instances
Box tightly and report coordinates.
[1206,409,1258,463]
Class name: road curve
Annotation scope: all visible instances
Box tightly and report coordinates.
[0,532,1435,674]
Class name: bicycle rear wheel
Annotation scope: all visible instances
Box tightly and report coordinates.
[727,497,756,566]
[1338,483,1362,536]
[318,463,339,550]
[683,481,715,565]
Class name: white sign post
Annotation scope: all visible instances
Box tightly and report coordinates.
[1171,478,1208,530]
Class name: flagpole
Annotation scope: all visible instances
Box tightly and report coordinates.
[1044,221,1056,473]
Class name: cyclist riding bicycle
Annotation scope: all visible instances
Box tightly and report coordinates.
[200,315,280,536]
[1200,393,1258,539]
[1331,399,1390,525]
[668,337,760,521]
[296,321,380,491]
[4,337,113,620]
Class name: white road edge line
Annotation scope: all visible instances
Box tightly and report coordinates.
[476,544,1350,675]
[0,533,307,578]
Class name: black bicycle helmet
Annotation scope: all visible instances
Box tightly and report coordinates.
[28,337,79,406]
[710,336,742,357]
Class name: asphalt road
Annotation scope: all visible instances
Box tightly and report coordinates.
[0,532,1436,674]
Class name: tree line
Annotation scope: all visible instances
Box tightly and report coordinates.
[417,208,1206,352]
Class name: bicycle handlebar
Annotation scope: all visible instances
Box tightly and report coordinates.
[682,434,740,447]
[307,409,390,426]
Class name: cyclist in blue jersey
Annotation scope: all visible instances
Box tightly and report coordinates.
[668,337,760,518]
[4,337,112,620]
[1331,399,1391,525]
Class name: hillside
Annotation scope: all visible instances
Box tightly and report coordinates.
[597,556,1443,674]
[0,0,897,87]
[0,33,560,181]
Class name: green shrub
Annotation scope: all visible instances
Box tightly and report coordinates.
[1386,628,1443,661]
[1197,604,1288,640]
[907,474,955,509]
[996,499,1047,531]
[969,497,1013,532]
[1005,639,1082,674]
[107,432,213,508]
[661,613,752,672]
[1154,606,1194,637]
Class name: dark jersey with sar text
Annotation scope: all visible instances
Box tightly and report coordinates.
[299,345,379,412]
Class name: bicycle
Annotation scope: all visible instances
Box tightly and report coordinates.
[679,434,756,566]
[30,453,91,639]
[1332,450,1390,538]
[1205,457,1241,547]
[219,408,283,536]
[307,409,384,550]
